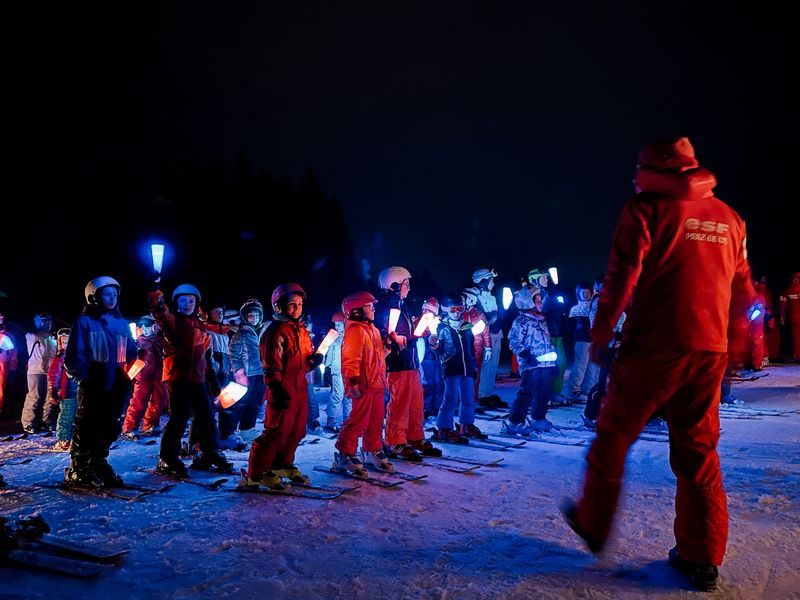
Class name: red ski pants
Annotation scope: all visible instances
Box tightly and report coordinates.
[385,370,424,446]
[123,379,166,433]
[336,388,385,455]
[247,385,308,477]
[575,347,728,565]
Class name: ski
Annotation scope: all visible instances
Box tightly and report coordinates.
[312,466,405,487]
[491,431,587,447]
[35,482,163,501]
[235,469,351,499]
[6,549,106,577]
[135,467,229,490]
[430,438,513,452]
[719,405,796,417]
[19,533,130,562]
[364,464,429,482]
[473,413,505,422]
[390,455,481,473]
[288,481,361,494]
[434,454,504,467]
[299,437,321,446]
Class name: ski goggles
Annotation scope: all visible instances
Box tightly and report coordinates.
[445,305,465,314]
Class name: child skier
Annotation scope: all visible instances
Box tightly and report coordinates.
[64,277,137,487]
[502,286,558,434]
[323,311,349,433]
[332,292,392,476]
[418,298,444,420]
[430,295,483,442]
[49,328,76,452]
[121,315,166,439]
[563,282,594,400]
[243,283,323,489]
[149,282,232,477]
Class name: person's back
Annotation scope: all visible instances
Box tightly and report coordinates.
[592,138,753,354]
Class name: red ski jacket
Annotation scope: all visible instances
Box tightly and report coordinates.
[593,165,756,353]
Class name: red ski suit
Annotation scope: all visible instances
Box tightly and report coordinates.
[336,319,388,455]
[465,307,492,400]
[779,274,800,360]
[247,316,314,477]
[123,334,166,433]
[576,142,755,567]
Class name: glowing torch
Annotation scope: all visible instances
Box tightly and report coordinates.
[536,351,558,362]
[388,308,401,333]
[548,267,559,285]
[471,319,486,336]
[413,313,434,337]
[151,243,165,274]
[502,287,513,310]
[316,329,340,357]
[216,382,249,409]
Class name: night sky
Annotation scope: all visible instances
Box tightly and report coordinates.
[5,2,796,320]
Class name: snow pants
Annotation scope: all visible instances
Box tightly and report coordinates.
[437,375,476,430]
[421,358,444,416]
[385,370,425,446]
[336,388,385,455]
[247,385,309,477]
[22,373,57,430]
[509,366,556,423]
[70,367,131,472]
[550,337,567,394]
[478,331,502,397]
[160,381,220,463]
[574,347,728,565]
[325,373,350,428]
[122,378,166,433]
[307,380,320,427]
[566,341,592,395]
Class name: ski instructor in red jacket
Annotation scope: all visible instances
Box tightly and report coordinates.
[562,137,756,592]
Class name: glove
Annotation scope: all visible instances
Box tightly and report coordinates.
[349,383,363,400]
[394,334,408,351]
[234,368,248,387]
[428,334,439,348]
[49,389,61,403]
[267,381,290,410]
[306,353,323,369]
[149,271,162,292]
[483,348,492,362]
[517,348,532,360]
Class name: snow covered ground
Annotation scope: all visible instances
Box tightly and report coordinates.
[1,365,798,599]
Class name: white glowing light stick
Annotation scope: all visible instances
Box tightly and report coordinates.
[536,351,558,362]
[414,313,434,336]
[388,308,401,333]
[502,287,513,310]
[316,329,340,357]
[217,382,248,409]
[129,323,137,339]
[471,320,486,336]
[151,244,165,273]
[126,359,146,380]
[548,267,559,285]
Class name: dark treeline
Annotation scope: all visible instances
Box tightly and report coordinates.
[3,155,369,327]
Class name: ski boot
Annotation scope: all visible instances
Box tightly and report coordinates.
[560,499,605,554]
[273,464,311,485]
[323,422,341,435]
[668,546,719,592]
[239,428,261,443]
[155,457,189,478]
[500,419,531,436]
[527,417,555,433]
[307,420,323,435]
[191,450,234,473]
[140,425,161,437]
[240,469,290,491]
[432,428,468,444]
[389,443,423,462]
[361,449,394,474]
[580,414,597,431]
[458,423,488,439]
[63,466,104,489]
[217,433,246,451]
[332,452,369,479]
[409,437,442,457]
[121,430,139,441]
[487,394,508,409]
[92,461,125,487]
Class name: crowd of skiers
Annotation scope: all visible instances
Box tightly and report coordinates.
[0,265,796,490]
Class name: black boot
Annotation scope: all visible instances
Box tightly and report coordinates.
[156,457,188,478]
[191,450,233,473]
[64,466,104,489]
[668,546,719,592]
[92,461,124,487]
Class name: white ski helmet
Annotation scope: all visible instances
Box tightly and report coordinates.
[378,266,411,290]
[514,286,541,310]
[85,276,121,304]
[172,283,202,303]
[471,268,497,284]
